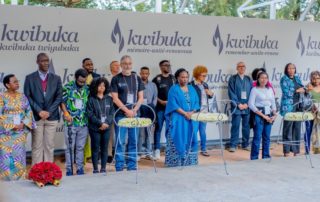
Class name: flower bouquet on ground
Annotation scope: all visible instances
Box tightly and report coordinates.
[118,118,152,128]
[191,112,229,122]
[28,162,62,188]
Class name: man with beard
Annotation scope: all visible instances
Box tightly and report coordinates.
[82,58,100,165]
[61,69,89,175]
[152,60,175,160]
[82,58,100,85]
[111,55,144,171]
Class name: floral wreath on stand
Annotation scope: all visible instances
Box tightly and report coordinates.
[28,162,62,188]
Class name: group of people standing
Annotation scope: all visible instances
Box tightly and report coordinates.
[0,53,214,179]
[228,62,320,160]
[1,53,320,181]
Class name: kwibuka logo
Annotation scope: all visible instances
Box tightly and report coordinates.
[111,19,192,53]
[212,25,224,55]
[0,24,79,43]
[296,30,305,56]
[211,25,279,55]
[296,30,320,56]
[111,19,125,53]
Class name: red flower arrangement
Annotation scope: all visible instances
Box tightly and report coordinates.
[28,162,62,188]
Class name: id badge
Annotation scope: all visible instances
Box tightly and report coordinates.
[241,91,247,100]
[13,115,21,125]
[75,99,83,109]
[127,93,134,104]
[101,116,106,123]
[143,98,148,105]
[264,106,271,115]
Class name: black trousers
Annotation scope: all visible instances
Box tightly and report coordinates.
[282,120,302,154]
[89,129,110,171]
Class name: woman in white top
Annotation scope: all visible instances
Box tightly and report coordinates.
[248,72,277,160]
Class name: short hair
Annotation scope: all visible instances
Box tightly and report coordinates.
[159,60,169,66]
[82,58,91,65]
[90,77,109,96]
[174,68,188,81]
[75,68,88,79]
[236,61,245,67]
[193,65,208,79]
[140,66,149,71]
[2,74,15,89]
[110,60,118,66]
[310,71,320,86]
[256,72,269,87]
[37,53,49,61]
[251,68,266,81]
[120,55,132,63]
[284,63,296,76]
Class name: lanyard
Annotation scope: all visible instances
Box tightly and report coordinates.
[122,74,134,94]
[96,98,107,116]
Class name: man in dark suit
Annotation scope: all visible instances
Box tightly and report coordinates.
[24,53,62,165]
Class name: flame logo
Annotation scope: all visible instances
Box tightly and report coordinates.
[296,30,305,56]
[261,62,266,70]
[48,59,55,74]
[212,25,224,55]
[111,19,125,53]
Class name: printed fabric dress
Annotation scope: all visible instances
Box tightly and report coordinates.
[0,92,36,181]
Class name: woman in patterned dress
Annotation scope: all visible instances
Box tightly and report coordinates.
[280,63,305,157]
[165,68,200,167]
[0,74,36,180]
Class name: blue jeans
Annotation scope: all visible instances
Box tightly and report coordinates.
[114,116,138,171]
[251,115,272,160]
[230,113,250,148]
[305,120,313,154]
[154,110,169,150]
[198,122,207,152]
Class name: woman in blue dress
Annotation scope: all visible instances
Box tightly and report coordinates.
[165,68,200,167]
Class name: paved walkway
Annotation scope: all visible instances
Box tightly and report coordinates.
[2,154,319,202]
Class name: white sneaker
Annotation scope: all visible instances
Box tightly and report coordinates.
[154,149,160,160]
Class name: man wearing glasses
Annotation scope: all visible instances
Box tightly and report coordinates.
[228,62,252,152]
[152,60,175,160]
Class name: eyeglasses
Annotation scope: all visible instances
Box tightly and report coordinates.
[237,65,246,68]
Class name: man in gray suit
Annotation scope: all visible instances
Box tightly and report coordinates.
[24,53,62,165]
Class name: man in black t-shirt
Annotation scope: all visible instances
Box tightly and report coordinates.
[152,60,175,160]
[111,55,144,171]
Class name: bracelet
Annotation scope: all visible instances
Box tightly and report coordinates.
[63,111,70,117]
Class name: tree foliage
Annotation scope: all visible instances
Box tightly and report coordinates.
[2,0,320,21]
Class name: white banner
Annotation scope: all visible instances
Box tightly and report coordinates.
[1,5,319,150]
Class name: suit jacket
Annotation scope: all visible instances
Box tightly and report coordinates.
[24,71,63,121]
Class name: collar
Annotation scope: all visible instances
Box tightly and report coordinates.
[38,70,49,77]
